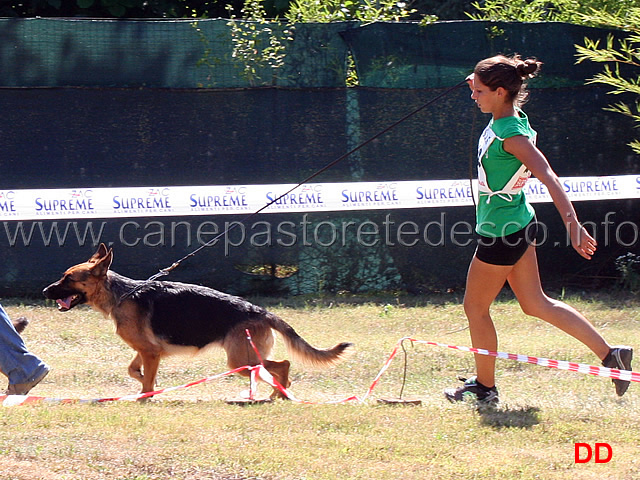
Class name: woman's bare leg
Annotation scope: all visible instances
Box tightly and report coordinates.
[507,246,611,360]
[463,256,513,388]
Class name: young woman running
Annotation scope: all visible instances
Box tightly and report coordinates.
[444,55,633,404]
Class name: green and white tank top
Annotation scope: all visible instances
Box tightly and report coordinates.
[476,109,536,238]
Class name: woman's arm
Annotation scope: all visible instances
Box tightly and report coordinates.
[503,135,597,260]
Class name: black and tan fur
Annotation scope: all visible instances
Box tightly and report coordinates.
[43,244,353,399]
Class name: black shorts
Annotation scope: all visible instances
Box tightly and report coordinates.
[475,219,539,266]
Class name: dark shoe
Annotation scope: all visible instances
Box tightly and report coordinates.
[602,346,633,396]
[5,365,50,396]
[444,376,499,405]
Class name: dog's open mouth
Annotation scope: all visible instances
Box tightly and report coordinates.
[56,294,83,311]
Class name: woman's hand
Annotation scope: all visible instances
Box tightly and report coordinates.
[465,73,474,91]
[502,136,598,261]
[569,222,597,260]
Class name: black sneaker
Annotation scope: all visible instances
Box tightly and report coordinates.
[602,346,633,397]
[444,376,499,404]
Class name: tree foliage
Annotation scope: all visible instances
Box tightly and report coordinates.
[285,0,414,23]
[0,0,282,18]
[469,0,640,24]
[0,0,474,19]
[225,0,294,86]
[576,8,640,154]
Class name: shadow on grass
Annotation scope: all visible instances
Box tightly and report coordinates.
[476,405,541,429]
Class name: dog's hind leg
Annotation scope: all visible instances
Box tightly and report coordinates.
[263,359,291,399]
[224,323,291,399]
[224,323,274,368]
[128,353,144,384]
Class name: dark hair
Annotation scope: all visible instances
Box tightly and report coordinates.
[474,54,542,106]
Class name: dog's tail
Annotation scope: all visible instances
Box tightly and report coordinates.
[266,313,354,367]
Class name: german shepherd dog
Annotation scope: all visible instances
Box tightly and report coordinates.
[43,244,353,399]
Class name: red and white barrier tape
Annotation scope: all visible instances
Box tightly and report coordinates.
[1,335,636,406]
[413,338,640,382]
[0,366,250,407]
[358,337,640,402]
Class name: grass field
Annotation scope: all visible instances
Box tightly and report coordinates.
[0,291,638,480]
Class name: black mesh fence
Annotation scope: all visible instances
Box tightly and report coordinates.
[0,19,638,296]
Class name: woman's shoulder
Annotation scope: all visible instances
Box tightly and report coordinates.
[492,110,533,139]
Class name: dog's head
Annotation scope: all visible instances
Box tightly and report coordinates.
[43,243,113,311]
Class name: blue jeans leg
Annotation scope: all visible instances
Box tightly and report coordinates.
[0,304,48,385]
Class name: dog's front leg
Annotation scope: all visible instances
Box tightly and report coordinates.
[128,353,144,384]
[139,352,161,395]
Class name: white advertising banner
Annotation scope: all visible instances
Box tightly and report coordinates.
[0,175,638,221]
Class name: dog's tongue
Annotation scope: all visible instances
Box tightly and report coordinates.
[56,297,73,311]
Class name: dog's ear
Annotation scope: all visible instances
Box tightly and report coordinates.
[88,243,110,264]
[90,247,113,277]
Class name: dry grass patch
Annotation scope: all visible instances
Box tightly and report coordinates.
[0,293,638,479]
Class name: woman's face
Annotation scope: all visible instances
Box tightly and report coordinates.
[470,76,504,114]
